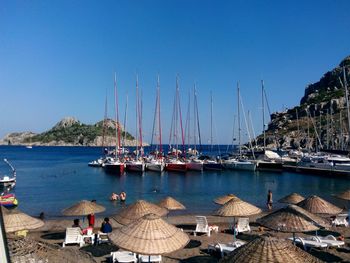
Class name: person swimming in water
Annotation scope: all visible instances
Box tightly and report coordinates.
[110,192,119,201]
[120,191,126,202]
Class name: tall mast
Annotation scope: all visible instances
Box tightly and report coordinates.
[114,73,121,158]
[237,82,241,157]
[307,110,310,152]
[343,67,350,147]
[123,92,128,148]
[101,89,108,155]
[194,86,202,152]
[210,91,213,152]
[261,80,266,150]
[135,75,139,158]
[157,76,162,156]
[139,80,143,156]
[176,76,185,155]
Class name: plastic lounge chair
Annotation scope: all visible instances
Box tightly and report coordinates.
[236,217,251,233]
[331,213,349,227]
[194,216,211,236]
[138,254,162,263]
[288,236,328,251]
[97,232,109,244]
[208,241,246,257]
[111,251,137,263]
[62,227,85,247]
[314,235,345,248]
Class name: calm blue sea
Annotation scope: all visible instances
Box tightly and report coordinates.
[0,145,348,219]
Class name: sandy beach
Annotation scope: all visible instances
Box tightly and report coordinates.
[9,212,350,263]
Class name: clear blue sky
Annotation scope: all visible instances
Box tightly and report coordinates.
[1,1,350,144]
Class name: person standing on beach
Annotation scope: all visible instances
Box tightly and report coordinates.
[267,190,273,210]
[87,213,95,227]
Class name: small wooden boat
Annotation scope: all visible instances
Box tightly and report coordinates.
[0,193,18,208]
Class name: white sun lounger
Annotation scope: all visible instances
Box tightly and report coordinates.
[62,227,85,247]
[331,213,349,227]
[111,251,137,263]
[288,236,328,251]
[236,217,251,233]
[208,240,246,257]
[314,235,345,248]
[194,216,211,236]
[138,254,162,263]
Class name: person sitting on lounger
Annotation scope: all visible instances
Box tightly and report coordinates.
[100,217,112,233]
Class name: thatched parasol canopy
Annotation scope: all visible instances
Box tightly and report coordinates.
[158,196,186,210]
[219,235,323,263]
[109,213,189,255]
[62,200,105,216]
[214,198,262,217]
[297,195,343,214]
[3,208,44,233]
[278,193,305,204]
[335,189,350,201]
[257,204,329,233]
[113,200,168,225]
[8,236,97,263]
[213,194,240,205]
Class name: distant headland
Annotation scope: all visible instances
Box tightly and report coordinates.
[0,117,146,147]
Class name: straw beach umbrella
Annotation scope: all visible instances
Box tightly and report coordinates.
[158,196,186,210]
[8,236,97,263]
[257,204,328,233]
[214,197,262,240]
[335,189,350,201]
[62,200,105,216]
[257,204,329,243]
[214,198,262,217]
[278,193,305,204]
[219,235,323,263]
[214,194,240,205]
[297,195,343,214]
[109,213,189,255]
[3,208,44,233]
[113,200,168,226]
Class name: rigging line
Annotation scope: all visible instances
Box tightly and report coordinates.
[123,92,128,148]
[239,91,255,160]
[177,77,186,154]
[194,87,202,152]
[150,86,158,148]
[168,87,176,148]
[158,76,163,155]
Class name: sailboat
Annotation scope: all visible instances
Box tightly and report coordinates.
[146,76,165,172]
[89,91,109,167]
[186,85,203,171]
[126,75,145,172]
[223,83,256,171]
[203,92,222,171]
[166,76,187,172]
[103,73,125,174]
[255,80,283,172]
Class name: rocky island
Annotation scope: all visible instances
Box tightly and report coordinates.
[258,55,350,150]
[0,117,145,147]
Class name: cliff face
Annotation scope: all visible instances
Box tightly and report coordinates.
[0,117,145,147]
[259,56,350,150]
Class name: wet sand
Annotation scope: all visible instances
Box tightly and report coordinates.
[17,213,350,263]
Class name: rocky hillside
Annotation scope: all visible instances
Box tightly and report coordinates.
[0,117,145,147]
[257,56,350,150]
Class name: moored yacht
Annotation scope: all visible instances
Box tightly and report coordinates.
[103,157,125,174]
[166,159,187,172]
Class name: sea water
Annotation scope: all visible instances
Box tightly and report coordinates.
[0,145,348,219]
